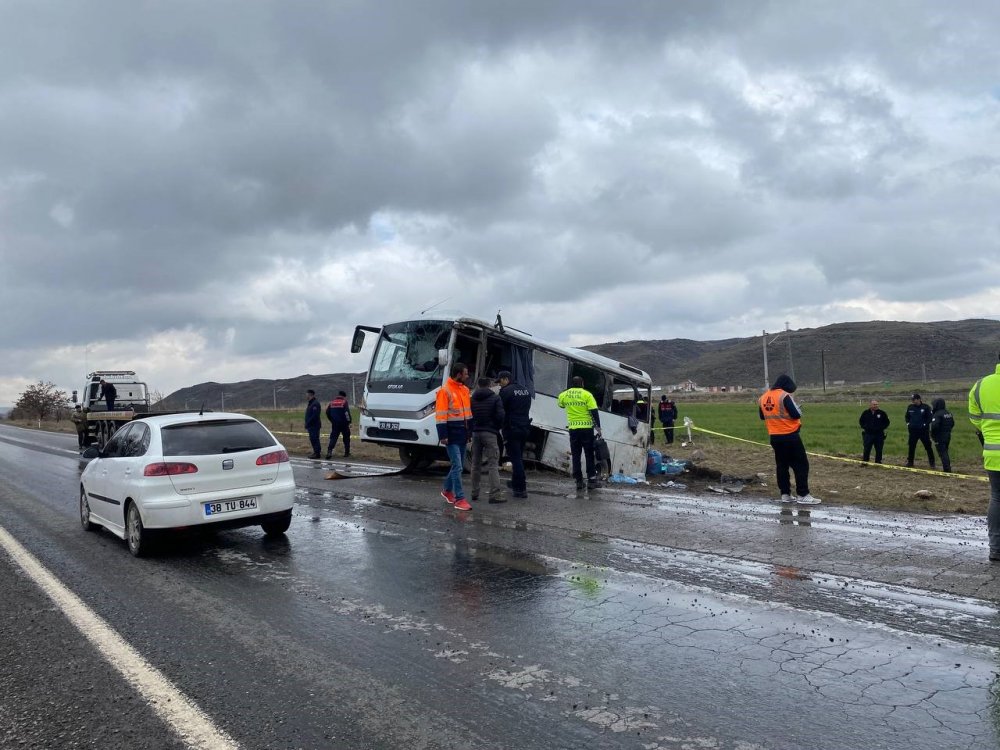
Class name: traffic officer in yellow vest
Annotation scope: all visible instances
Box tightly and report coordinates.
[758,374,821,505]
[968,354,1000,562]
[558,376,602,491]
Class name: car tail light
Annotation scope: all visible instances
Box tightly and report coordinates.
[256,449,289,466]
[143,462,199,477]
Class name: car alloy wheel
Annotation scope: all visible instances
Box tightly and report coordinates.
[126,503,148,557]
[80,487,97,532]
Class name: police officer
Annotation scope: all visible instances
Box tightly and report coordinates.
[325,390,352,459]
[558,376,602,491]
[304,389,322,459]
[858,399,890,463]
[904,393,934,468]
[968,355,1000,562]
[659,396,679,445]
[498,371,531,498]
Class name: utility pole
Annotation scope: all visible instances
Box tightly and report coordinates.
[762,329,785,390]
[821,350,827,392]
[272,385,288,410]
[762,331,769,391]
[785,321,795,381]
[921,363,927,384]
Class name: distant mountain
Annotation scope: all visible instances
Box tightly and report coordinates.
[160,319,1000,406]
[584,319,1000,389]
[158,373,365,411]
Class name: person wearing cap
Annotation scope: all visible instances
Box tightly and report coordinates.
[758,374,820,505]
[858,399,890,463]
[498,370,531,498]
[658,396,679,445]
[558,376,602,491]
[904,393,934,469]
[325,390,352,459]
[304,389,322,459]
[969,354,1000,562]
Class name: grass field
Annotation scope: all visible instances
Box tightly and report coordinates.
[675,397,980,473]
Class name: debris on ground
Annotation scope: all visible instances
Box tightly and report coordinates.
[914,489,935,499]
[707,484,744,494]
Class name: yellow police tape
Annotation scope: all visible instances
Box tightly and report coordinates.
[651,423,987,482]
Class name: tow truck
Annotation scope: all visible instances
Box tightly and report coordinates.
[72,370,154,449]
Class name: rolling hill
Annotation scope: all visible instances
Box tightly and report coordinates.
[159,319,1000,408]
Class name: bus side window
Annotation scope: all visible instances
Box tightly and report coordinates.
[533,350,569,395]
[571,363,610,410]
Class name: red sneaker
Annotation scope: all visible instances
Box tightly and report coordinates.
[441,490,456,504]
[453,498,472,511]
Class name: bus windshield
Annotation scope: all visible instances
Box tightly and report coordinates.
[367,320,452,394]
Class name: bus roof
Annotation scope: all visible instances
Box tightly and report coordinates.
[412,315,652,384]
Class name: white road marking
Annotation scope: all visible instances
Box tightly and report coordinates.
[0,525,240,750]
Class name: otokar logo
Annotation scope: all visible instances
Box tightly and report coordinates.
[387,385,404,390]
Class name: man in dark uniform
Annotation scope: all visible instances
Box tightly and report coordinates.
[325,390,352,459]
[930,398,954,473]
[498,371,531,498]
[99,379,117,411]
[304,389,322,459]
[858,399,890,463]
[904,393,935,468]
[658,396,679,444]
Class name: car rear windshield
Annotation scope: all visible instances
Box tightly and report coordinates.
[160,419,277,456]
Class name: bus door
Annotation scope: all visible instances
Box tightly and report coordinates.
[453,328,483,382]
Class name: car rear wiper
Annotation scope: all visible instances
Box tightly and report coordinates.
[221,446,257,453]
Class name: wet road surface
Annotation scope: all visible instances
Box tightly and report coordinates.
[1,423,999,749]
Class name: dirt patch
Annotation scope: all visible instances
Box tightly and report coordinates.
[652,436,990,514]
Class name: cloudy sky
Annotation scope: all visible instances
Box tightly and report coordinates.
[2,1,999,404]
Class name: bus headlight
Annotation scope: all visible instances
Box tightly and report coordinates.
[417,402,436,419]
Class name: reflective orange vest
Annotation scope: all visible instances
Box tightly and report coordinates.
[759,389,801,435]
[435,377,472,425]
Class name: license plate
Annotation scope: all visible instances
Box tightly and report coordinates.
[378,421,400,430]
[203,496,258,517]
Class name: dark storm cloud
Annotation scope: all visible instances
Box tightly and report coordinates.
[2,0,1000,401]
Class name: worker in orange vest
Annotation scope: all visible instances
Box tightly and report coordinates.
[436,362,473,511]
[758,374,821,506]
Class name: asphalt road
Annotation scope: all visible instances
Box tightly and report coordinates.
[1,423,998,749]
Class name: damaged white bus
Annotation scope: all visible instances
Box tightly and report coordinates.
[351,316,652,477]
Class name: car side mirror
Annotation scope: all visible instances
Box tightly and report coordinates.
[81,446,101,460]
[438,349,448,366]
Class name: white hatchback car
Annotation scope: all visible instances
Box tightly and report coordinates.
[80,412,296,556]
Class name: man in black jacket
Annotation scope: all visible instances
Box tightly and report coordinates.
[324,390,352,459]
[658,396,679,444]
[498,371,531,498]
[930,398,954,472]
[304,389,322,459]
[99,379,117,412]
[858,399,890,463]
[470,377,506,503]
[904,393,935,468]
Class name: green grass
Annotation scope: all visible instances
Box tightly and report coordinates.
[675,397,980,465]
